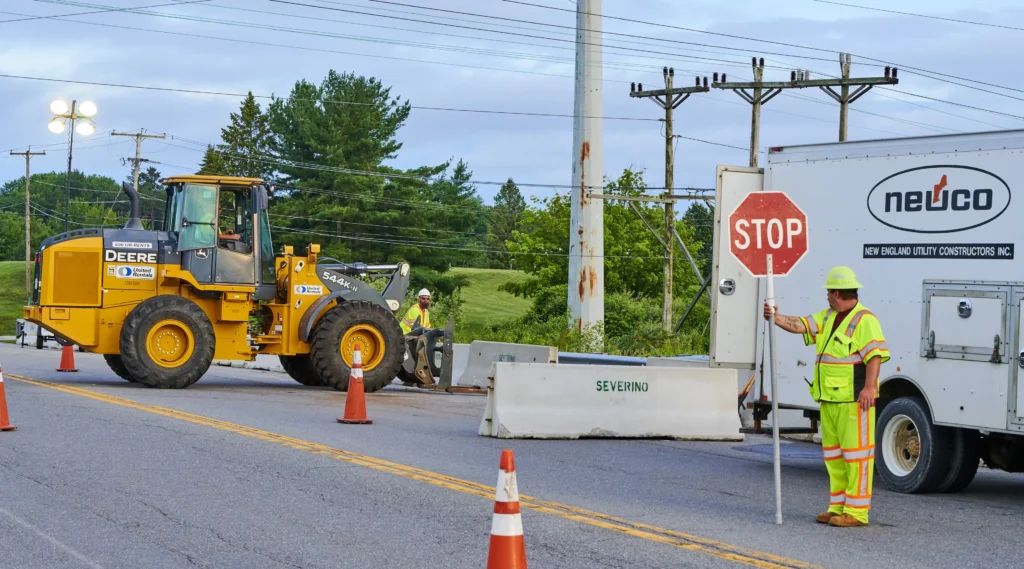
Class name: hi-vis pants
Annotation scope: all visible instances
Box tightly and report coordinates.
[821,401,875,523]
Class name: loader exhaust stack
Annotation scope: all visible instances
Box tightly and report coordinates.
[121,182,143,230]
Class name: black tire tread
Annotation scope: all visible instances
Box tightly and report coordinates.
[120,295,216,389]
[937,428,981,493]
[310,300,403,393]
[104,354,137,383]
[279,355,324,387]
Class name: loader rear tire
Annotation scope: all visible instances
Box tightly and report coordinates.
[104,354,137,383]
[120,296,216,389]
[310,300,403,393]
[279,355,324,387]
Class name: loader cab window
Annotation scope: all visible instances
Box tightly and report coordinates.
[175,184,219,251]
[217,188,254,255]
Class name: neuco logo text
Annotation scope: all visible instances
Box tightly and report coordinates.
[866,165,1011,234]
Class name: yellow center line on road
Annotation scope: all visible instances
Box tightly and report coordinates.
[8,374,821,569]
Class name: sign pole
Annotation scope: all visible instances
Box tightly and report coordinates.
[766,253,783,525]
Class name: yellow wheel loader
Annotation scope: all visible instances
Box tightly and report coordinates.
[24,175,420,392]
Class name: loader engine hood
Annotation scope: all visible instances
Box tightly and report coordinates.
[31,228,179,307]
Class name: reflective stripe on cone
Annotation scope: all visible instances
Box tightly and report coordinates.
[487,449,527,569]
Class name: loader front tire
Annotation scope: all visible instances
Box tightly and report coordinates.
[120,296,216,389]
[279,355,324,387]
[310,301,403,393]
[104,354,137,383]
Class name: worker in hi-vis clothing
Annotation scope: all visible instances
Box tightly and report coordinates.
[763,266,889,527]
[400,288,433,334]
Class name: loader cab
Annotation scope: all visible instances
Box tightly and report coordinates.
[161,176,276,300]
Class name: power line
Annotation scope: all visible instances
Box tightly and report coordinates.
[501,0,1024,99]
[0,0,210,23]
[271,224,680,260]
[273,0,834,69]
[13,5,987,135]
[812,0,1024,32]
[0,71,661,123]
[167,136,724,191]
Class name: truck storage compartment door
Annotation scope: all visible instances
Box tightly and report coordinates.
[919,281,1010,429]
[709,166,762,369]
[1013,290,1024,426]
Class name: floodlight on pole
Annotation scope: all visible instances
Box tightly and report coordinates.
[48,99,97,234]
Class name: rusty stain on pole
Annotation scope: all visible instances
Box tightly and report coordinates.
[568,0,604,334]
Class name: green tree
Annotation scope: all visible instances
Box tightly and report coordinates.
[265,70,487,271]
[218,92,275,181]
[197,145,228,175]
[488,178,526,269]
[682,201,714,273]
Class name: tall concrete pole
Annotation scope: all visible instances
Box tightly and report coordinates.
[662,69,674,333]
[568,0,604,333]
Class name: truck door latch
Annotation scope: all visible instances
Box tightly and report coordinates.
[925,330,936,359]
[719,279,736,296]
[990,334,1001,363]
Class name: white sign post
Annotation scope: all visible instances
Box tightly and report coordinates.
[766,253,782,525]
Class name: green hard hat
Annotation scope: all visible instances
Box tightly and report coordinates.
[823,266,863,290]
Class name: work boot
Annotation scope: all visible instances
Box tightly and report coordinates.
[828,514,867,527]
[815,512,839,524]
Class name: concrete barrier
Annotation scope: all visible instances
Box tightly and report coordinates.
[479,363,742,440]
[456,341,557,388]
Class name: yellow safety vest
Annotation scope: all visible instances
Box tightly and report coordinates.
[800,302,890,403]
[400,305,431,334]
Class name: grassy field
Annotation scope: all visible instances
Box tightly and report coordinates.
[449,267,532,335]
[0,261,28,334]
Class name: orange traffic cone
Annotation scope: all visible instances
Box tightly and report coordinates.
[56,344,78,372]
[486,450,527,569]
[0,366,17,432]
[337,344,372,424]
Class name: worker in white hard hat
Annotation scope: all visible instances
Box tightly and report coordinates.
[400,288,433,334]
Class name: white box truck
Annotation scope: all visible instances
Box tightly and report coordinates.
[711,130,1024,493]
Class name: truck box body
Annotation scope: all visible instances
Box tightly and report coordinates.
[711,130,1024,436]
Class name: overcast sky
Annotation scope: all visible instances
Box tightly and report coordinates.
[2,0,1022,204]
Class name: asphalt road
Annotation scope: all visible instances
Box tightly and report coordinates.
[1,344,1022,569]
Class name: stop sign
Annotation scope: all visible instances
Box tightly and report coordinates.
[729,191,808,277]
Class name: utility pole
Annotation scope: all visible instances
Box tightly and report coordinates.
[568,0,604,334]
[714,57,898,162]
[630,69,710,332]
[10,148,45,303]
[824,53,898,142]
[112,130,165,190]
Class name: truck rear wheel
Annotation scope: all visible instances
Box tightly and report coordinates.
[936,428,981,493]
[876,396,952,493]
[103,354,136,383]
[310,300,403,393]
[279,355,324,387]
[120,296,216,389]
